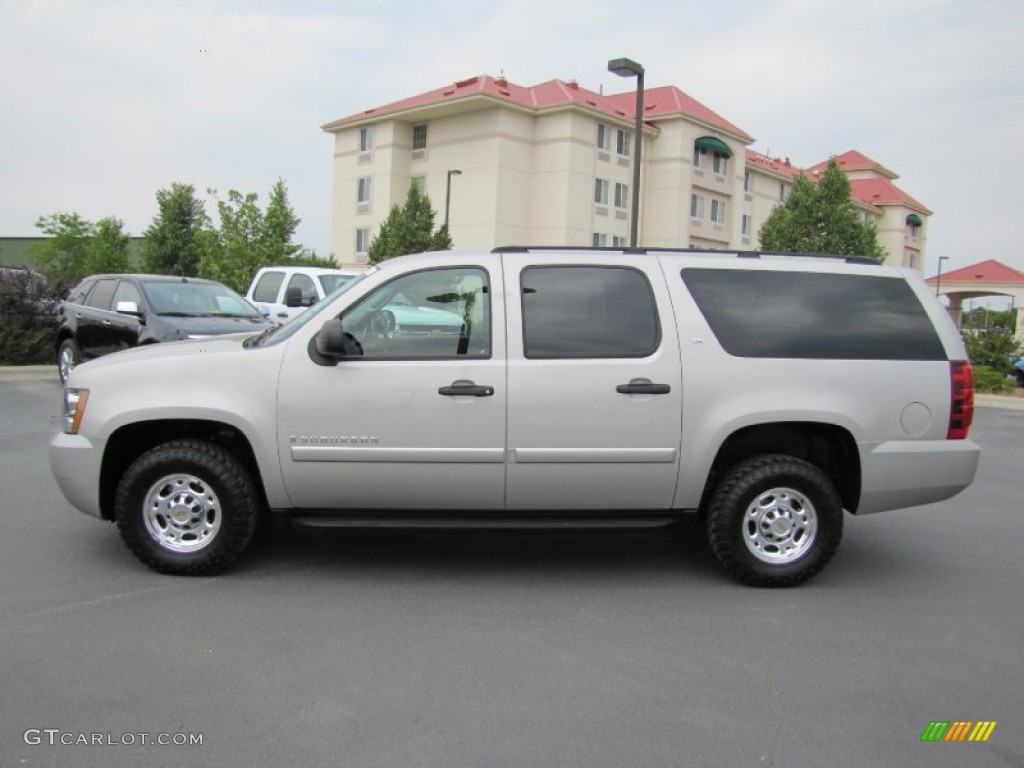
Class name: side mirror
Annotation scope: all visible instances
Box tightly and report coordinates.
[115,301,142,317]
[285,286,304,308]
[313,318,363,361]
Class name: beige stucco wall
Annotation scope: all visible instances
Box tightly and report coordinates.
[326,99,926,270]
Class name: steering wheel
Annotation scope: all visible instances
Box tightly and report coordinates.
[369,309,396,339]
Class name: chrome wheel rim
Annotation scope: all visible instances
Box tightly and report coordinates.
[142,474,222,553]
[743,486,817,564]
[58,345,76,381]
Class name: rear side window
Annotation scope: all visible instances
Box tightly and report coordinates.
[681,268,946,360]
[522,266,660,359]
[85,279,118,311]
[252,271,285,303]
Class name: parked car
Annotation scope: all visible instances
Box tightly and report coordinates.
[1013,355,1024,386]
[50,247,980,586]
[55,274,274,382]
[246,266,362,324]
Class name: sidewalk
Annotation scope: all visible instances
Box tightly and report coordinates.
[0,365,57,381]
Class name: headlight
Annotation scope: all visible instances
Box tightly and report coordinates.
[62,388,89,434]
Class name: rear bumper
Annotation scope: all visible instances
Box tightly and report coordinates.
[856,438,981,514]
[49,432,106,519]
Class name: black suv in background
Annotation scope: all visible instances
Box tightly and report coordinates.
[56,274,273,382]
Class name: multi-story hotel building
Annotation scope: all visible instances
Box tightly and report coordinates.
[321,75,930,271]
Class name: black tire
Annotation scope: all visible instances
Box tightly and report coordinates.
[58,338,80,383]
[114,439,259,575]
[705,455,843,587]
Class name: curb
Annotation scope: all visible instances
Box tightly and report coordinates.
[0,365,58,381]
[975,393,1024,412]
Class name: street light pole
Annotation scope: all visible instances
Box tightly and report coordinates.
[607,57,644,248]
[935,255,950,297]
[444,169,462,229]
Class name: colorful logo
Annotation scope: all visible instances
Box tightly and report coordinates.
[921,721,997,742]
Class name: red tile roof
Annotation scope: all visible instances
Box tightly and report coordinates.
[848,178,931,214]
[745,150,804,179]
[806,150,897,179]
[925,259,1024,285]
[322,75,752,141]
[607,86,753,141]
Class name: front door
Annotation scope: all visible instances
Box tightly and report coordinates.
[277,260,506,511]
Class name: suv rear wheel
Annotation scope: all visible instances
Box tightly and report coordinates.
[114,440,259,575]
[706,454,843,587]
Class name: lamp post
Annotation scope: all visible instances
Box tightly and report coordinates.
[935,255,950,297]
[607,57,644,248]
[444,169,462,229]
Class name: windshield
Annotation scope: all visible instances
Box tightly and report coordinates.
[142,280,262,318]
[253,269,371,347]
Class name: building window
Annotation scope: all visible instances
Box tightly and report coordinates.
[594,178,609,205]
[713,153,728,175]
[411,176,426,194]
[616,129,630,157]
[744,171,752,192]
[612,235,626,248]
[359,126,374,152]
[780,183,789,202]
[904,251,918,270]
[412,124,427,151]
[593,233,608,247]
[907,223,920,239]
[597,123,611,152]
[711,199,726,224]
[355,228,370,253]
[690,193,705,220]
[614,183,629,209]
[357,177,372,203]
[693,145,707,169]
[741,214,751,236]
[862,211,872,224]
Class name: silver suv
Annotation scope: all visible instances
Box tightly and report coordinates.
[49,248,980,586]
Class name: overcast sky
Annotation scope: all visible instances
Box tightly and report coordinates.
[1,0,1021,277]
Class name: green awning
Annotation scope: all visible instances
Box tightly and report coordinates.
[906,213,923,226]
[695,136,733,157]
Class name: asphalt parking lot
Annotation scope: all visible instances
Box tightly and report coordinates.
[1,372,1021,768]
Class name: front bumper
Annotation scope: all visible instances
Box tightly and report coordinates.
[856,438,981,514]
[49,432,106,519]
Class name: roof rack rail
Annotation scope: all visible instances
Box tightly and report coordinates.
[490,245,879,265]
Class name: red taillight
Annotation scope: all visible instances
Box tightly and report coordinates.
[948,361,974,439]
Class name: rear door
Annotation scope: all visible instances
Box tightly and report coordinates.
[503,254,683,510]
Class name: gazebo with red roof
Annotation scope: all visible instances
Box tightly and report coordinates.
[925,259,1024,339]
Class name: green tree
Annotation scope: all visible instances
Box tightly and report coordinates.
[85,217,132,275]
[263,178,303,262]
[962,327,1020,375]
[198,179,329,292]
[368,187,452,265]
[759,159,887,261]
[30,212,95,285]
[199,189,265,293]
[141,183,211,276]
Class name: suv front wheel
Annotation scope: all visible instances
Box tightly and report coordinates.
[113,440,259,575]
[705,455,843,587]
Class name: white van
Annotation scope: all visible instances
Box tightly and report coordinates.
[246,266,361,323]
